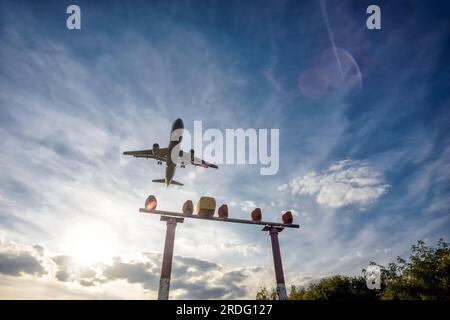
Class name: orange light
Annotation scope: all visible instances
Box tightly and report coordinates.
[282,211,293,224]
[251,208,262,222]
[145,195,157,210]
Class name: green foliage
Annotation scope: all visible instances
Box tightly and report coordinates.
[255,286,278,300]
[303,275,378,300]
[288,285,306,300]
[380,239,450,300]
[256,239,450,300]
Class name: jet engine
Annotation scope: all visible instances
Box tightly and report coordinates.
[178,150,186,168]
[152,143,159,155]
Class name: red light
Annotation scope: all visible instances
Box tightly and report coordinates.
[145,195,157,210]
[282,211,293,224]
[182,200,194,215]
[218,204,228,219]
[251,208,262,222]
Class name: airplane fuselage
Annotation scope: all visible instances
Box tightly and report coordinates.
[165,118,184,185]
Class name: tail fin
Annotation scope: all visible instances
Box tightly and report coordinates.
[152,179,184,186]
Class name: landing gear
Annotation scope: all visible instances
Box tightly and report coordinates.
[180,162,186,168]
[157,160,163,165]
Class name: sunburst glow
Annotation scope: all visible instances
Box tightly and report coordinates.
[64,224,117,265]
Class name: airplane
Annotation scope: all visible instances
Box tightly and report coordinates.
[123,118,218,186]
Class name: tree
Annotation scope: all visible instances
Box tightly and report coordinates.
[255,286,278,300]
[256,239,450,300]
[288,285,307,300]
[302,275,378,300]
[256,285,307,300]
[381,239,450,300]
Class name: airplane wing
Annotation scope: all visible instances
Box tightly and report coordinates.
[193,157,218,169]
[123,148,169,162]
[179,152,218,169]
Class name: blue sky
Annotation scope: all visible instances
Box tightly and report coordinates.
[0,0,449,299]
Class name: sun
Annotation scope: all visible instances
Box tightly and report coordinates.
[64,224,117,265]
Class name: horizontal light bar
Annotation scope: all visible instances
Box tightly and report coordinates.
[139,208,300,229]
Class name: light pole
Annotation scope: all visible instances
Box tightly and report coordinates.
[140,207,299,300]
[158,215,184,300]
[262,226,287,300]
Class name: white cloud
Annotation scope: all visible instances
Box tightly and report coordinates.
[286,160,389,208]
[240,200,257,212]
[220,241,262,256]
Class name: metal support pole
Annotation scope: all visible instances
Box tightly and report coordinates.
[158,216,183,300]
[263,226,287,300]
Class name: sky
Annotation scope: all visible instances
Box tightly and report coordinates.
[0,0,449,299]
